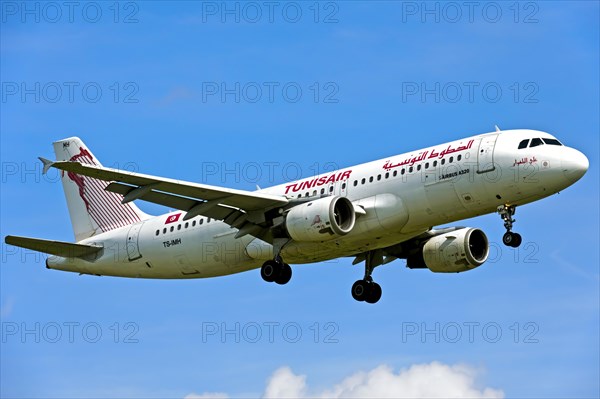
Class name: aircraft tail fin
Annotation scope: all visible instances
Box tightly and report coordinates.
[51,137,148,242]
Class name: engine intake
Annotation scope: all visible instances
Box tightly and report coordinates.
[285,196,356,242]
[423,228,489,273]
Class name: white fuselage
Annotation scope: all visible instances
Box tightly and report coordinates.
[47,129,588,278]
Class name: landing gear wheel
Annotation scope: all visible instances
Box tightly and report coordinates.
[502,232,513,246]
[260,260,278,283]
[511,233,522,247]
[262,257,293,285]
[275,263,292,285]
[351,280,369,302]
[365,282,382,304]
[503,232,522,248]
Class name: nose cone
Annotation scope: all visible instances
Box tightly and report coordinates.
[562,149,589,184]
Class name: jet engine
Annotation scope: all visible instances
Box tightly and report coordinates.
[422,228,489,273]
[285,196,356,242]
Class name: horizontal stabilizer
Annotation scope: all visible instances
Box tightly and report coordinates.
[4,235,102,259]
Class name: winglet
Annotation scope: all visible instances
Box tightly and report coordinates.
[495,125,501,132]
[38,157,54,175]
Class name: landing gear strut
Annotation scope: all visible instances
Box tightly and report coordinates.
[261,255,292,285]
[351,251,383,304]
[497,204,522,248]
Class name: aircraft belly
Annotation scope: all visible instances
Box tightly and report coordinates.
[280,230,423,264]
[139,222,257,278]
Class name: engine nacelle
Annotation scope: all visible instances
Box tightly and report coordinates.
[285,196,356,242]
[423,228,489,273]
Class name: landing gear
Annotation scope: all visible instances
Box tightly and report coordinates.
[497,204,522,248]
[261,256,292,285]
[352,250,383,304]
[351,278,382,304]
[502,232,522,248]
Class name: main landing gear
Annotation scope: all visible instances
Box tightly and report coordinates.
[351,251,383,304]
[497,204,522,248]
[261,256,292,285]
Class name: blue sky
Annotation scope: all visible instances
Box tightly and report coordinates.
[1,1,598,397]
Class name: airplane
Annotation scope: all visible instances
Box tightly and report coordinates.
[4,128,589,304]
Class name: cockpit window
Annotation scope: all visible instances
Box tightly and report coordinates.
[530,138,544,147]
[520,137,563,149]
[542,138,562,146]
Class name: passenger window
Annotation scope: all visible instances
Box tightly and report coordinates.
[385,172,389,179]
[321,188,326,194]
[155,230,159,236]
[342,183,346,189]
[177,224,181,230]
[543,138,562,146]
[417,164,421,171]
[393,170,398,177]
[329,186,334,192]
[163,228,167,234]
[192,221,196,227]
[433,160,438,167]
[369,176,373,183]
[207,218,211,223]
[457,155,462,161]
[441,159,446,165]
[361,178,366,185]
[377,174,381,181]
[353,180,358,187]
[312,190,317,196]
[401,168,405,175]
[185,222,189,228]
[530,138,543,147]
[449,156,453,163]
[409,166,413,173]
[425,162,429,169]
[518,139,529,149]
[170,226,174,232]
[199,219,204,225]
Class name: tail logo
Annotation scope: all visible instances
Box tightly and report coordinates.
[65,147,95,211]
[63,146,141,232]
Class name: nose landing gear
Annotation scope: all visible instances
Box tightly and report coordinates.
[497,204,522,248]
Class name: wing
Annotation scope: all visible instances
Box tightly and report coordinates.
[5,235,103,259]
[43,159,290,240]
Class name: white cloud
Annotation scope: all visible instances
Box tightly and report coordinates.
[186,362,504,399]
[0,297,15,318]
[313,362,503,398]
[263,366,307,398]
[156,86,196,106]
[184,392,229,399]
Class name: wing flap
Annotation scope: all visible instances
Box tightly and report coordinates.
[5,236,103,259]
[106,182,246,222]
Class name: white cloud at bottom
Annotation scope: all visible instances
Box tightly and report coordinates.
[186,361,504,399]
